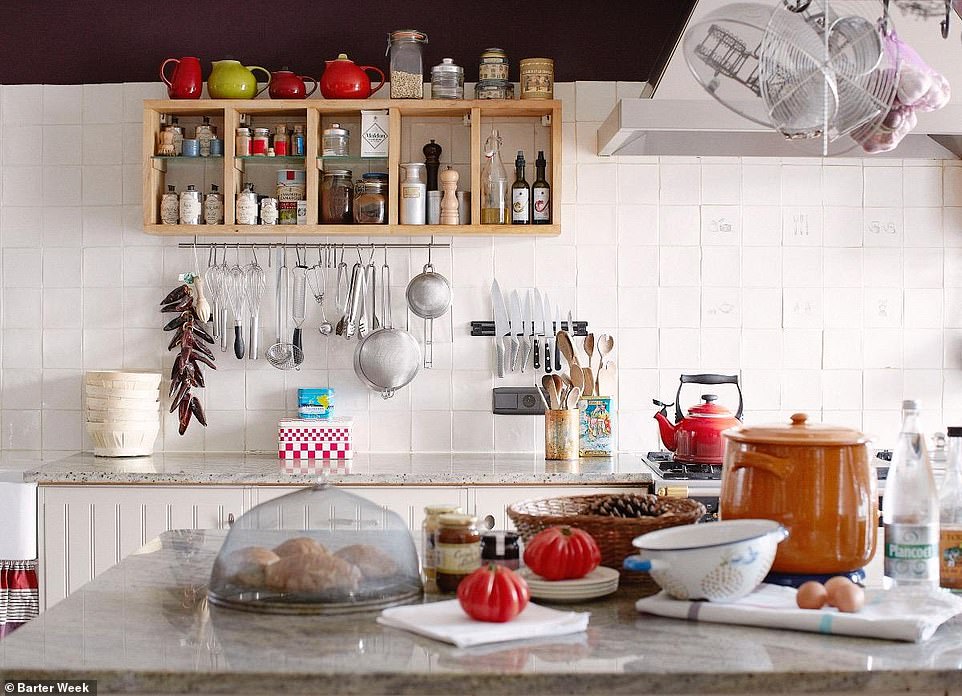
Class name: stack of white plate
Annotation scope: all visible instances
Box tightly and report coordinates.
[84,371,161,457]
[520,566,620,602]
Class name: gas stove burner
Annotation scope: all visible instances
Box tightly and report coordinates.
[646,452,723,481]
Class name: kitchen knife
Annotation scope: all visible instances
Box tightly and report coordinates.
[491,279,510,378]
[553,304,562,371]
[542,291,552,374]
[533,288,544,370]
[509,290,523,372]
[520,290,534,373]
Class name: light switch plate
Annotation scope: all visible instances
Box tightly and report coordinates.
[492,387,547,415]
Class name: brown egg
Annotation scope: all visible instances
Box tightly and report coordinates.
[829,581,865,613]
[795,581,829,610]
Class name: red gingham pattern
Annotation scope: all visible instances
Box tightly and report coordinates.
[281,459,353,474]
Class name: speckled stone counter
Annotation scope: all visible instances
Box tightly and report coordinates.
[20,452,654,487]
[2,531,961,695]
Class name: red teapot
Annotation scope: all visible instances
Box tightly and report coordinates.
[320,54,385,99]
[268,69,318,99]
[653,374,743,465]
[160,57,203,99]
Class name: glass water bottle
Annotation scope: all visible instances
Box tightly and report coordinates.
[481,129,509,224]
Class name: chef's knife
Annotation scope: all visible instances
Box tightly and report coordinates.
[542,291,552,374]
[553,304,562,371]
[509,290,523,372]
[491,279,510,378]
[520,289,534,373]
[533,288,543,370]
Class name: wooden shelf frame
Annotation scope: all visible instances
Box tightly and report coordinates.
[142,99,561,237]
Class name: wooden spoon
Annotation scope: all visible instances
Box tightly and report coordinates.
[551,373,565,409]
[568,363,584,398]
[557,330,577,369]
[566,386,582,410]
[541,374,558,410]
[598,360,616,397]
[582,367,594,398]
[584,333,595,371]
[598,334,614,366]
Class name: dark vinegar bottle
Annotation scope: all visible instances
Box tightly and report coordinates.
[511,150,530,225]
[532,150,550,224]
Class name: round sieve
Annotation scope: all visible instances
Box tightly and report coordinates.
[405,263,451,319]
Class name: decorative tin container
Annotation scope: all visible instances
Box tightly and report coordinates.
[519,58,554,99]
[277,416,352,460]
[297,387,334,419]
[545,409,579,460]
[579,396,613,456]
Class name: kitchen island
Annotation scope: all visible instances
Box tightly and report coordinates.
[1,530,960,695]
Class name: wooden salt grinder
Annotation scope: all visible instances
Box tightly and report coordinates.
[440,166,459,225]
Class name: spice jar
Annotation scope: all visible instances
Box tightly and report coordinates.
[421,504,463,588]
[479,48,509,81]
[387,29,428,99]
[251,127,270,156]
[290,124,306,156]
[320,169,353,224]
[236,183,258,225]
[353,177,388,224]
[481,531,521,570]
[436,513,481,593]
[160,184,179,224]
[519,58,554,99]
[431,58,464,99]
[322,123,350,157]
[476,79,514,100]
[273,124,289,156]
[235,127,251,156]
[178,185,202,225]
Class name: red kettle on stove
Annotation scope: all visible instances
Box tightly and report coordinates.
[653,374,743,465]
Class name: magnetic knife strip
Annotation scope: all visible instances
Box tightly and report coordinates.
[470,321,588,337]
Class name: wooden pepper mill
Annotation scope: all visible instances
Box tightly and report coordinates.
[440,166,459,225]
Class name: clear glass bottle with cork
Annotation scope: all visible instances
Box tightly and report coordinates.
[480,129,509,224]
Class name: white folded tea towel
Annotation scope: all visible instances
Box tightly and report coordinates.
[378,600,589,648]
[636,583,962,643]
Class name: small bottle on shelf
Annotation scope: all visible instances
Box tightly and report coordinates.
[511,150,530,225]
[290,125,306,156]
[204,184,224,225]
[480,128,508,225]
[532,150,551,224]
[160,185,179,224]
[273,124,289,156]
[235,127,251,157]
[195,116,216,157]
[940,427,962,590]
[179,185,202,225]
[236,183,258,225]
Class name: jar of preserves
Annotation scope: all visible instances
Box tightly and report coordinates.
[479,48,509,81]
[519,58,554,99]
[320,169,353,224]
[353,177,388,224]
[475,79,514,100]
[431,58,463,99]
[251,127,270,156]
[235,127,251,156]
[436,513,481,593]
[421,504,463,588]
[322,123,350,157]
[387,29,427,99]
[481,531,521,570]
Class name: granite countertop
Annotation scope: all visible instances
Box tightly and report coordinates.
[1,531,960,695]
[18,452,655,487]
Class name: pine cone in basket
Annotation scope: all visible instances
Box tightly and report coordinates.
[582,494,666,518]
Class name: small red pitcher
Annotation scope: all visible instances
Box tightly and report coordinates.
[160,57,203,99]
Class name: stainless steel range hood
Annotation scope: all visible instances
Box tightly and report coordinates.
[597,0,962,160]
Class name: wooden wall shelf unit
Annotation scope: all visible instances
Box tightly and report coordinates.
[142,99,561,237]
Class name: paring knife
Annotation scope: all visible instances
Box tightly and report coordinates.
[509,290,524,372]
[542,291,552,374]
[553,304,562,371]
[491,279,510,378]
[533,288,543,370]
[520,290,534,373]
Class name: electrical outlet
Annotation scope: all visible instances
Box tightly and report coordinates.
[492,387,547,415]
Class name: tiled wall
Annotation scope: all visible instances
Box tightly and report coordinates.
[0,81,959,454]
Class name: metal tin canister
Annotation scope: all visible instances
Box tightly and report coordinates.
[426,190,442,224]
[456,191,470,224]
[276,169,306,225]
[579,396,612,457]
[479,48,509,81]
[297,388,334,419]
[519,58,554,99]
[545,409,579,460]
[181,138,200,157]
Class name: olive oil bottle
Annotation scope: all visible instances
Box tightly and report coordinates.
[511,151,530,225]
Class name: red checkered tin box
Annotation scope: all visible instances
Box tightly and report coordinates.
[278,417,353,461]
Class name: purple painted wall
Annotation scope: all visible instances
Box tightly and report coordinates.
[1,1,694,84]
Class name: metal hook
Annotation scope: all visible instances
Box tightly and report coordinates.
[251,246,259,267]
[367,244,376,265]
[942,0,951,39]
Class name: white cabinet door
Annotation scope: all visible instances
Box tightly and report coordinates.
[40,486,245,609]
[471,486,647,531]
[248,486,470,532]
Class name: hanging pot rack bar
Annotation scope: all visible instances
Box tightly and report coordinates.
[177,241,450,250]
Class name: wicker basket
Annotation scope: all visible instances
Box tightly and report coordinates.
[507,494,706,590]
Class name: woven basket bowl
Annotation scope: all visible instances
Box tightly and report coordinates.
[507,493,706,588]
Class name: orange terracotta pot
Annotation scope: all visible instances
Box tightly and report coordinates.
[720,413,878,574]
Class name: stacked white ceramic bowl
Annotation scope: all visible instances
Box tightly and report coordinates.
[84,371,161,457]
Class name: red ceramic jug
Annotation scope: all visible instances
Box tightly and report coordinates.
[268,69,318,99]
[320,54,385,99]
[160,57,203,99]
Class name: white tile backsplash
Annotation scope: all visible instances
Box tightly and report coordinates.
[2,81,962,454]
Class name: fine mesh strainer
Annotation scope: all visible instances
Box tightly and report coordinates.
[405,249,452,369]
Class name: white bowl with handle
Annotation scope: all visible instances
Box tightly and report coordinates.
[623,519,787,602]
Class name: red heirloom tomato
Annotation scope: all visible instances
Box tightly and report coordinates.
[523,526,601,580]
[457,564,530,623]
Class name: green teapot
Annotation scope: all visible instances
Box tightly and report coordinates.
[207,60,271,99]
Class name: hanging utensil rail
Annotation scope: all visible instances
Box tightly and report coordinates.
[179,241,450,251]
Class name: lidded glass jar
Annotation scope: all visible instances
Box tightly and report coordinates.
[436,513,481,593]
[431,58,464,99]
[387,29,428,99]
[208,484,423,614]
[353,176,388,224]
[321,169,353,224]
[475,79,514,100]
[421,504,463,587]
[322,123,350,157]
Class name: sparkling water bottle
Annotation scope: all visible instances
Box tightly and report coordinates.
[883,400,940,590]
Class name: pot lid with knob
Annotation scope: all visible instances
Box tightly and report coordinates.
[724,412,869,446]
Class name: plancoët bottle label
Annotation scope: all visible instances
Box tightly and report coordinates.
[885,523,939,583]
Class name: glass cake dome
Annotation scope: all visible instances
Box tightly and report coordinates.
[208,484,422,614]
